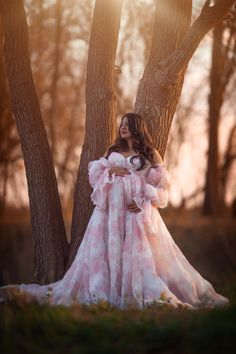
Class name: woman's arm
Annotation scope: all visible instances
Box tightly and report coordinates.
[109,166,131,177]
[103,147,130,177]
[145,157,171,209]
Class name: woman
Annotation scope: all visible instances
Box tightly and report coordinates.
[0,113,229,310]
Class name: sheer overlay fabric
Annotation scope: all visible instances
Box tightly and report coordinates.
[0,152,229,310]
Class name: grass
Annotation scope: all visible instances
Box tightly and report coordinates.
[1,284,236,354]
[1,208,235,353]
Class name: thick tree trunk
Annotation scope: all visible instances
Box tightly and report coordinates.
[203,25,224,216]
[134,0,235,158]
[47,0,62,158]
[134,0,192,157]
[203,6,236,216]
[0,0,69,283]
[68,0,123,267]
[0,16,14,166]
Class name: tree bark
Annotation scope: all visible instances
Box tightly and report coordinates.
[0,0,69,283]
[134,0,235,158]
[0,16,15,171]
[68,0,123,267]
[134,0,192,157]
[47,0,62,158]
[203,24,225,216]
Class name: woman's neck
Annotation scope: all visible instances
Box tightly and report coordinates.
[126,138,133,151]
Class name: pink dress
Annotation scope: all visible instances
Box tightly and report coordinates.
[0,152,229,309]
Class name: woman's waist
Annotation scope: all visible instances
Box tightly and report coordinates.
[110,173,145,197]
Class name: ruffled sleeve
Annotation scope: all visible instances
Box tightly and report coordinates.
[88,157,115,210]
[145,163,171,208]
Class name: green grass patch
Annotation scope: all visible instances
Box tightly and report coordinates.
[1,284,236,354]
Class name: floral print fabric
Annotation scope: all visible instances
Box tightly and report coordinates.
[0,152,229,309]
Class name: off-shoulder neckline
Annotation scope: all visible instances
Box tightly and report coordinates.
[111,151,140,159]
[109,151,164,168]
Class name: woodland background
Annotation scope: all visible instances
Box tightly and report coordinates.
[0,1,236,353]
[0,0,235,298]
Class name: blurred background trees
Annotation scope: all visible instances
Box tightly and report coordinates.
[0,0,235,284]
[0,0,235,220]
[0,18,21,213]
[203,5,236,216]
[0,0,69,283]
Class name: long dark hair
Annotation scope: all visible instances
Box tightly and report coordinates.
[105,112,155,170]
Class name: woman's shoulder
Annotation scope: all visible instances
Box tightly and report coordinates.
[102,145,114,158]
[88,155,110,171]
[140,149,162,175]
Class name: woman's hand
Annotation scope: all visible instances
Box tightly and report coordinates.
[127,200,141,213]
[109,166,131,177]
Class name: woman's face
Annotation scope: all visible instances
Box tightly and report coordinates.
[120,116,132,140]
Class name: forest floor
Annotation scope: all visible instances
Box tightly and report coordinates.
[0,286,236,354]
[0,206,236,353]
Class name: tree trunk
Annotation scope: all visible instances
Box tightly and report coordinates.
[134,0,192,157]
[134,0,235,158]
[203,5,236,216]
[47,0,62,158]
[68,0,123,267]
[221,125,236,214]
[203,24,224,216]
[0,0,69,283]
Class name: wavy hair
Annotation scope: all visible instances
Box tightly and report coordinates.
[105,112,155,170]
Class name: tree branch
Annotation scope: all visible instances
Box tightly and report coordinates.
[163,0,235,76]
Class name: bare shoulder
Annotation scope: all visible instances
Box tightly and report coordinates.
[153,148,163,164]
[102,145,112,158]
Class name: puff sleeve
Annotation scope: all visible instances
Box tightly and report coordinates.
[145,163,171,208]
[88,157,115,210]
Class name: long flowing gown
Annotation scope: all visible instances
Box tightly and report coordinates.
[0,151,229,309]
